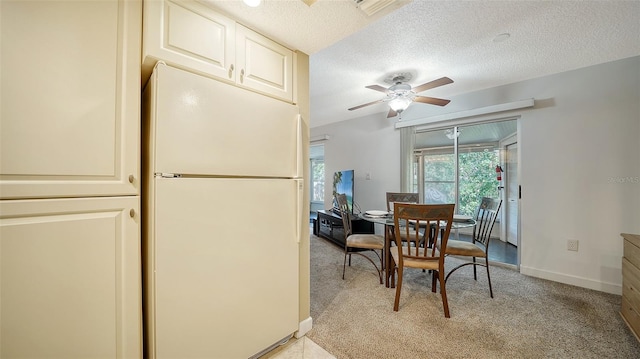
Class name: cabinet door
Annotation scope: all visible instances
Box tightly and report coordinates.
[142,0,235,84]
[0,0,141,199]
[236,24,294,102]
[0,196,141,358]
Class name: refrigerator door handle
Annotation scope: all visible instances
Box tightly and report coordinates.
[295,179,303,243]
[155,172,182,178]
[296,114,303,179]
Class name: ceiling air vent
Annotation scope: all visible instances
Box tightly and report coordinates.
[353,0,398,16]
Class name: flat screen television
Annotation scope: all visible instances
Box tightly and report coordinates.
[332,169,354,214]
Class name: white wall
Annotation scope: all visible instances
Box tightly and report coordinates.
[311,56,640,294]
[313,114,400,217]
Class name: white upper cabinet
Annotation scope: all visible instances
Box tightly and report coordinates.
[142,0,294,102]
[142,0,235,83]
[235,24,294,102]
[0,0,141,200]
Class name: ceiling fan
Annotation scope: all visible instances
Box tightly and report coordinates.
[348,73,453,118]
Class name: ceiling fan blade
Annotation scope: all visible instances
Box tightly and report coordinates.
[387,108,398,118]
[365,84,388,93]
[348,98,385,111]
[414,96,451,106]
[412,77,453,93]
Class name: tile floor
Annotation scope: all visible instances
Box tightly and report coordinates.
[259,336,335,359]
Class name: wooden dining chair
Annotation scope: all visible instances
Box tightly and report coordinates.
[385,192,419,212]
[336,193,384,284]
[387,192,428,252]
[438,197,502,298]
[390,203,455,317]
[385,192,424,243]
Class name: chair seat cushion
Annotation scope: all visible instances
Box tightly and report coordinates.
[440,239,486,257]
[390,246,440,270]
[347,234,384,249]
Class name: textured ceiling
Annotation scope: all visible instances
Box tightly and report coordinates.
[205,0,410,54]
[205,0,640,128]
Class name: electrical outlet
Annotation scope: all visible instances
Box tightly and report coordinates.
[567,240,579,252]
[365,172,371,180]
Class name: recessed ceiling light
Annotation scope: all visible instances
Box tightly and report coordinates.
[493,33,510,43]
[243,0,262,7]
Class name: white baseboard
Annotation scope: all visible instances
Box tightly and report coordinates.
[520,265,622,295]
[295,316,313,338]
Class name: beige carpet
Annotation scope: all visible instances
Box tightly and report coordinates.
[306,234,640,358]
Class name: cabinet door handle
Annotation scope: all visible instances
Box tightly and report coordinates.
[240,69,245,83]
[129,209,135,218]
[128,174,135,183]
[228,64,234,79]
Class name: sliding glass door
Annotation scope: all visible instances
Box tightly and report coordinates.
[413,120,516,216]
[411,128,455,203]
[424,152,456,204]
[408,119,518,265]
[457,132,501,216]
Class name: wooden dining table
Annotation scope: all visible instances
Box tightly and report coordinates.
[359,211,476,288]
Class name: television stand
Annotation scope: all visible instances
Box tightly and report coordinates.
[315,209,374,248]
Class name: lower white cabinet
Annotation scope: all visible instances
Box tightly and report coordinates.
[0,196,141,358]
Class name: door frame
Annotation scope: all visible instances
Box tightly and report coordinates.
[498,131,520,267]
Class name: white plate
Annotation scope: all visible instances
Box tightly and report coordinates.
[365,210,388,217]
[453,214,473,222]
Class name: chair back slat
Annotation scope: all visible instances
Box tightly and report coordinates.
[473,197,502,247]
[386,192,419,212]
[393,203,455,263]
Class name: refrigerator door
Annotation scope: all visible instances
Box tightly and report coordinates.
[150,177,300,358]
[149,63,300,178]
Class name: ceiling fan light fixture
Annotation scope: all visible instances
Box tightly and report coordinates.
[388,96,412,112]
[348,75,453,115]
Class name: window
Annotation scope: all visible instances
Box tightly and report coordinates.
[311,158,324,202]
[310,144,325,203]
[423,152,456,205]
[410,120,516,215]
[458,148,500,215]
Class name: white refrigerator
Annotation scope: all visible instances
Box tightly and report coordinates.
[143,63,302,358]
